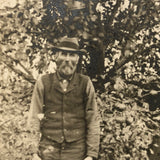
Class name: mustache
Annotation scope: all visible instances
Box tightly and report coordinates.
[57,60,77,68]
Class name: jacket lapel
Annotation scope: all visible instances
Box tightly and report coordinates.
[52,73,64,93]
[52,72,79,94]
[66,73,79,93]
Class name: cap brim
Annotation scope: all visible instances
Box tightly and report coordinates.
[53,46,87,54]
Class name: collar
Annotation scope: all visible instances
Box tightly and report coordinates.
[53,72,79,93]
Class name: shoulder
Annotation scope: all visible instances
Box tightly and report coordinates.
[40,73,55,83]
[41,73,54,79]
[76,73,90,81]
[76,73,92,89]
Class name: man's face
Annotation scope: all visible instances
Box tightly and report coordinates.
[55,51,79,77]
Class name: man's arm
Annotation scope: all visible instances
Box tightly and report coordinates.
[27,76,44,153]
[85,77,100,159]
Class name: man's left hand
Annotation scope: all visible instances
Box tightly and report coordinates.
[84,156,93,160]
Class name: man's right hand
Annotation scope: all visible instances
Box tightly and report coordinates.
[32,153,41,160]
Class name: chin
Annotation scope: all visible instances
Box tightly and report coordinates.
[63,72,73,76]
[63,68,74,75]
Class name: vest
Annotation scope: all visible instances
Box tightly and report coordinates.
[40,73,89,143]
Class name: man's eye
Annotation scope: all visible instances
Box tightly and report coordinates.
[61,52,66,56]
[70,53,75,56]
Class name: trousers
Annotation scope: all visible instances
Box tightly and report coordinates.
[38,136,86,160]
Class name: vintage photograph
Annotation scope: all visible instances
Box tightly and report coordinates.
[0,0,160,159]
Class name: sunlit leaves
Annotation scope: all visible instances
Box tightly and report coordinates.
[98,83,160,159]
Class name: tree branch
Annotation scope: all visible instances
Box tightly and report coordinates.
[0,117,16,127]
[0,53,35,84]
[104,43,160,83]
[2,52,33,76]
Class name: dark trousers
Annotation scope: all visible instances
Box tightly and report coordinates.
[39,136,86,160]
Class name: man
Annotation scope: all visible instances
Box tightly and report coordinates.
[27,37,100,160]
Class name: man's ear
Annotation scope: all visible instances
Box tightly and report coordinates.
[76,55,79,64]
[54,52,60,61]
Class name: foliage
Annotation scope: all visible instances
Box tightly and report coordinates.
[97,77,160,159]
[0,0,160,159]
[0,64,35,160]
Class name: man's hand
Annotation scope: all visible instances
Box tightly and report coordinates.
[84,156,93,160]
[32,153,41,160]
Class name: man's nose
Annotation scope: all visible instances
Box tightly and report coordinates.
[65,54,70,61]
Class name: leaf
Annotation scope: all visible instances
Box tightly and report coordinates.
[15,140,23,147]
[149,148,154,155]
[153,143,159,147]
[150,90,158,95]
[114,77,126,91]
[115,102,126,110]
[91,15,97,22]
[138,89,142,97]
[126,117,134,124]
[37,114,44,121]
[153,116,160,121]
[104,82,110,89]
[115,116,126,123]
[82,32,90,39]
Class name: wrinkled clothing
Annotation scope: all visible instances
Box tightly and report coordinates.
[39,136,86,160]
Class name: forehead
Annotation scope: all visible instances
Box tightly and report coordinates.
[57,51,79,56]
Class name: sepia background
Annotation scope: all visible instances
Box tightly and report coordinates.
[0,0,160,159]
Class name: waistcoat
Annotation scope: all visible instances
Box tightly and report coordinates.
[40,73,89,143]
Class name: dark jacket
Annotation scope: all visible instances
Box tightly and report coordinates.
[41,73,88,142]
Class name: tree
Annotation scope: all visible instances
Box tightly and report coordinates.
[0,0,160,159]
